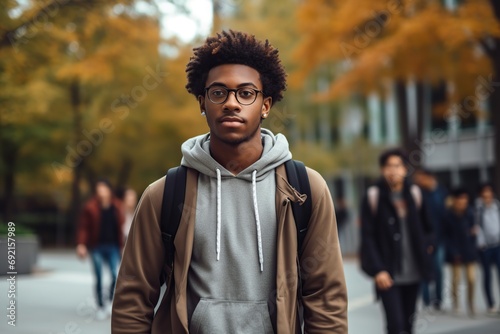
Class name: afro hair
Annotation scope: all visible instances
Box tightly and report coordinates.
[185,30,287,104]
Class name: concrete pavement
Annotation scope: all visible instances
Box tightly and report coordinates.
[346,256,500,334]
[0,250,499,333]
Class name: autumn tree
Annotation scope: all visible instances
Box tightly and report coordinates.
[0,1,206,243]
[294,0,500,183]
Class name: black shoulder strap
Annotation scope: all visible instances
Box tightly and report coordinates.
[285,160,312,257]
[160,166,188,267]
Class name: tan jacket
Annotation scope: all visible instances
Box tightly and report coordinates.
[112,164,348,333]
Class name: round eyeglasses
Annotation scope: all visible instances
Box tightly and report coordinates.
[205,85,263,105]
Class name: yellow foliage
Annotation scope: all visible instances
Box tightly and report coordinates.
[293,0,500,101]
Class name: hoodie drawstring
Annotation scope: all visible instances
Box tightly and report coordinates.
[214,168,264,272]
[216,168,221,261]
[252,170,264,272]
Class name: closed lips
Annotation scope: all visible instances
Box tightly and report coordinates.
[219,116,244,123]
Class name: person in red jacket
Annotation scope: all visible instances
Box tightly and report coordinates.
[76,178,124,320]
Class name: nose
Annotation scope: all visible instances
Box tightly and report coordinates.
[223,91,241,110]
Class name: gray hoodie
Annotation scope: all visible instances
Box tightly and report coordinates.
[180,128,292,334]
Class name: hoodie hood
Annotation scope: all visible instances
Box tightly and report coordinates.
[180,128,292,181]
[180,128,291,273]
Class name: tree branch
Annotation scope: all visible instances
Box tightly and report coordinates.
[0,0,98,49]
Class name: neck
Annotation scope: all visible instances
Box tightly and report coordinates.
[210,137,263,175]
[100,198,111,209]
[387,180,404,193]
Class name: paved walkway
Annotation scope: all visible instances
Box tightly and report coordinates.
[0,250,499,333]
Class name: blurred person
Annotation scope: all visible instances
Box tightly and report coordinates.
[475,183,500,315]
[111,30,347,333]
[360,148,434,334]
[444,188,477,316]
[121,187,138,242]
[76,178,125,320]
[413,168,449,312]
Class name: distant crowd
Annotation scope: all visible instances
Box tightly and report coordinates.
[413,169,500,317]
[360,147,500,334]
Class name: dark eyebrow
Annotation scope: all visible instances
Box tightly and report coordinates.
[207,82,259,89]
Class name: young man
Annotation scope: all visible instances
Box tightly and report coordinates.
[475,183,500,315]
[444,188,477,316]
[76,179,124,320]
[413,169,448,311]
[111,30,347,333]
[360,148,434,334]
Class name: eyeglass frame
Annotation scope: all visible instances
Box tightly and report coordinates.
[204,85,263,105]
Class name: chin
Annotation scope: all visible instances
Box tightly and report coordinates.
[215,126,260,146]
[386,177,404,186]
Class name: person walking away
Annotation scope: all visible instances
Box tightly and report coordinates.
[76,179,124,320]
[475,183,500,315]
[360,148,434,334]
[444,188,477,317]
[413,168,448,312]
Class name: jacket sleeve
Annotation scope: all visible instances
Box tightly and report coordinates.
[419,194,435,247]
[76,205,90,246]
[443,212,459,259]
[359,193,386,277]
[112,179,166,334]
[300,169,348,333]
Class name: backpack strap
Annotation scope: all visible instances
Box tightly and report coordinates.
[367,186,379,216]
[160,166,188,268]
[410,184,422,209]
[284,159,312,257]
[367,184,421,217]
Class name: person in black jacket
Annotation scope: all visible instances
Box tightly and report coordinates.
[444,188,477,316]
[360,148,434,334]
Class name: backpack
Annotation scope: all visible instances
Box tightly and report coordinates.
[160,160,312,269]
[366,184,422,215]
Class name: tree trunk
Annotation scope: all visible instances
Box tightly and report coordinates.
[396,79,425,172]
[117,157,133,190]
[212,0,223,34]
[488,0,500,193]
[65,80,84,243]
[490,48,500,192]
[396,80,410,147]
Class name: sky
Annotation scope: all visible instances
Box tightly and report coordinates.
[10,0,214,44]
[156,0,213,43]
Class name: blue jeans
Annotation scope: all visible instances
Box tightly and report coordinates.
[478,245,500,308]
[421,244,445,308]
[90,244,121,307]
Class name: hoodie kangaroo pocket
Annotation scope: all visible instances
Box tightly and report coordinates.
[189,298,274,334]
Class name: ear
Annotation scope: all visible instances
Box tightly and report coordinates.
[261,97,272,119]
[198,95,206,115]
